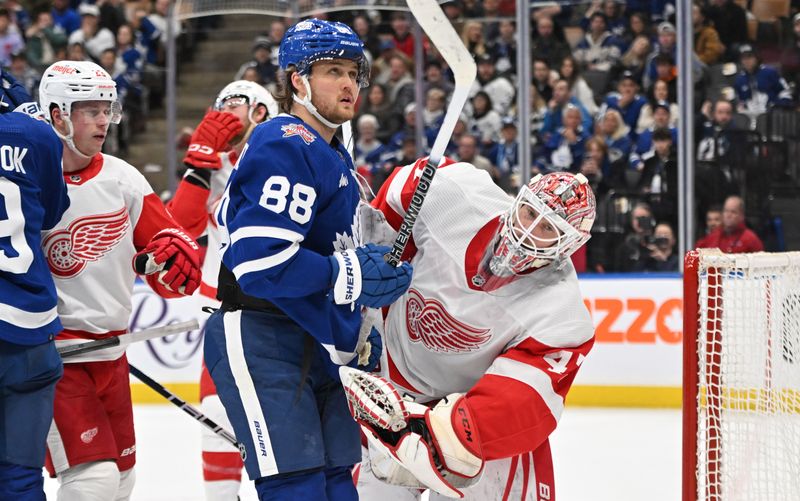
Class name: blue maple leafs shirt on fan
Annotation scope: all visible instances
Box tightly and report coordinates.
[203,18,412,501]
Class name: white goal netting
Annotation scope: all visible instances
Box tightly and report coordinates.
[686,250,800,501]
[174,0,435,19]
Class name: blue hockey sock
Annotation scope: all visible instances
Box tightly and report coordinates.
[254,468,325,501]
[325,465,357,501]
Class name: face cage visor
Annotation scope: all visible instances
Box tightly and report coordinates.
[67,99,123,125]
[295,54,371,89]
[489,186,586,277]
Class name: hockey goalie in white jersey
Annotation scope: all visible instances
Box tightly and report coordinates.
[347,158,596,500]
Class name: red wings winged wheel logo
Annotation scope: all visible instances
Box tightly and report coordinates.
[405,288,491,353]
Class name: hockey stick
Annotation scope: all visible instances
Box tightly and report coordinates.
[385,0,476,266]
[57,320,199,359]
[128,364,241,450]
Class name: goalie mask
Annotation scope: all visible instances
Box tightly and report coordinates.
[39,61,122,157]
[279,18,369,129]
[477,172,595,287]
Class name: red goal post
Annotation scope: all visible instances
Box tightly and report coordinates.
[683,249,800,501]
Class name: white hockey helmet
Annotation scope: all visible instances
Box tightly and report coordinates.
[39,61,122,156]
[479,172,596,286]
[213,80,278,123]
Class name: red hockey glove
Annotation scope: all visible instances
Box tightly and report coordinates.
[182,111,243,170]
[133,228,201,298]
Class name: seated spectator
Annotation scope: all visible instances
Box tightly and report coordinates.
[618,12,652,54]
[234,36,277,86]
[25,8,66,72]
[487,118,519,192]
[66,41,89,62]
[8,51,39,99]
[528,83,550,143]
[696,195,764,253]
[530,15,570,69]
[596,109,633,177]
[390,103,428,155]
[619,35,652,89]
[352,14,379,61]
[559,54,598,115]
[614,203,657,272]
[632,101,678,171]
[650,52,677,100]
[541,79,594,143]
[455,134,494,180]
[147,0,183,53]
[390,12,415,59]
[535,103,590,173]
[643,22,677,90]
[532,57,556,103]
[637,79,678,133]
[422,88,446,132]
[51,0,80,36]
[580,136,612,196]
[489,19,517,75]
[98,0,126,38]
[695,205,723,247]
[693,2,725,66]
[0,8,24,68]
[580,1,627,40]
[573,12,622,73]
[696,99,738,162]
[637,127,678,227]
[357,83,401,144]
[422,59,454,96]
[379,53,415,116]
[469,53,515,115]
[68,4,115,63]
[600,71,648,141]
[354,114,388,192]
[461,20,488,59]
[734,44,793,116]
[639,223,679,272]
[468,91,502,151]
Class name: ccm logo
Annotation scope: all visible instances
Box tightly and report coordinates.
[188,143,214,155]
[583,297,682,344]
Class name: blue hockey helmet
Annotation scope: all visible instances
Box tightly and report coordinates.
[279,19,370,88]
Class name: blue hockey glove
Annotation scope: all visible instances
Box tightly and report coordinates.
[0,69,33,114]
[356,326,383,372]
[329,243,413,309]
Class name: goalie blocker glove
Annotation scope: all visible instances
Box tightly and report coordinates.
[133,228,202,298]
[183,110,243,169]
[329,243,412,309]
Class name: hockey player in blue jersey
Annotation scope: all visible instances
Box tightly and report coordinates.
[0,69,70,501]
[203,19,413,501]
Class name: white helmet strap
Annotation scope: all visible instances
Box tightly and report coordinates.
[292,75,341,130]
[54,114,93,159]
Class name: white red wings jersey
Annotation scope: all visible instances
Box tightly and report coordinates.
[43,153,186,362]
[372,160,595,460]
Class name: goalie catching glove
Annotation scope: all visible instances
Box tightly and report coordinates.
[183,110,243,169]
[133,228,201,298]
[329,243,412,309]
[339,367,484,498]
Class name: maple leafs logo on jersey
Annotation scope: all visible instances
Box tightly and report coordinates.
[43,207,130,277]
[281,123,316,145]
[405,288,491,353]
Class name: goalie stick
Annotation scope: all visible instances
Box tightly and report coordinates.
[128,364,241,450]
[386,0,476,266]
[57,320,200,359]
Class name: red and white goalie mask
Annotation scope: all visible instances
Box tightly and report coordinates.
[484,172,595,280]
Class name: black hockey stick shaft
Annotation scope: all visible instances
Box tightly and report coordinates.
[128,364,241,449]
[386,0,476,266]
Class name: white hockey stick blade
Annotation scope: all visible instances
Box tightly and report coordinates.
[58,320,200,358]
[407,0,476,165]
[340,366,410,432]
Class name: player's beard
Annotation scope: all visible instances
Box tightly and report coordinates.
[315,97,356,126]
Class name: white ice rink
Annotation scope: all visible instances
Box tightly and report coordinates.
[43,405,681,501]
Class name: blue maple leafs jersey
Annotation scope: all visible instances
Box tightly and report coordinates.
[216,115,362,364]
[0,113,70,345]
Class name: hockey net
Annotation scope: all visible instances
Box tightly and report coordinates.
[683,249,800,501]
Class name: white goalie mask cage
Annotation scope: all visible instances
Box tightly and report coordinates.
[477,172,596,288]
